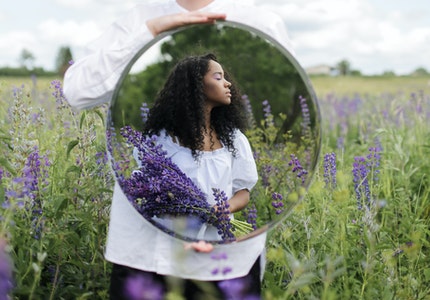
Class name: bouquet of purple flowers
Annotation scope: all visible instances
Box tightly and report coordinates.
[118,126,245,241]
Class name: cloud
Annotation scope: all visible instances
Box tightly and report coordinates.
[1,0,429,74]
[257,0,430,74]
[37,19,102,46]
[0,31,39,67]
[0,19,103,70]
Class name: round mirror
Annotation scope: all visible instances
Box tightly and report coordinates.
[106,21,321,244]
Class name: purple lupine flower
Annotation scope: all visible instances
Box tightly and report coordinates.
[23,147,49,239]
[218,276,256,300]
[352,145,382,209]
[211,252,228,261]
[124,273,165,300]
[262,99,273,127]
[336,136,345,150]
[140,102,150,124]
[323,152,337,189]
[211,252,229,276]
[0,240,13,299]
[119,126,235,241]
[271,192,284,215]
[352,156,370,210]
[242,203,258,230]
[222,266,233,275]
[288,154,308,184]
[212,188,235,241]
[260,164,277,188]
[50,80,67,106]
[299,95,311,138]
[3,147,50,238]
[241,94,255,128]
[366,146,382,182]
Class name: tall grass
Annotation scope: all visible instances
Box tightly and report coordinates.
[0,75,429,299]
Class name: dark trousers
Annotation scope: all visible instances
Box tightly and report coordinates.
[109,257,261,300]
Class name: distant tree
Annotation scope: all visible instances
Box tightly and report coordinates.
[411,67,429,76]
[382,70,396,77]
[336,59,351,76]
[350,69,362,76]
[55,46,73,77]
[114,24,311,137]
[19,49,35,70]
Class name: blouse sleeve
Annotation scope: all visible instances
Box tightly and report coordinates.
[232,130,258,193]
[63,4,164,111]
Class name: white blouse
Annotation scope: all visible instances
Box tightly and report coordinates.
[106,129,262,280]
[64,0,295,280]
[134,129,258,242]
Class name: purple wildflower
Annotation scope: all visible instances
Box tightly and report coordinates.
[260,163,277,188]
[140,102,150,124]
[124,273,165,300]
[218,276,256,300]
[352,145,382,209]
[211,252,228,261]
[119,126,235,241]
[242,94,255,128]
[210,252,230,276]
[262,99,273,127]
[23,147,49,239]
[352,156,370,209]
[323,152,337,189]
[271,192,284,215]
[299,95,311,138]
[288,154,308,184]
[242,203,257,230]
[222,266,233,275]
[366,146,382,182]
[0,240,13,299]
[212,188,235,241]
[50,80,67,107]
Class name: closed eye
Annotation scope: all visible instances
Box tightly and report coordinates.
[213,72,223,80]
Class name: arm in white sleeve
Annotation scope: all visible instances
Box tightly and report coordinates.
[63,5,163,111]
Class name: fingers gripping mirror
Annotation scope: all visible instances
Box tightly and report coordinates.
[106,21,321,244]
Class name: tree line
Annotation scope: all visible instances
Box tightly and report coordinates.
[0,46,73,77]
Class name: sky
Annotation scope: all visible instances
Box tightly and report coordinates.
[1,0,430,75]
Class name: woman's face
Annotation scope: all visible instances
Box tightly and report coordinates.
[203,60,232,108]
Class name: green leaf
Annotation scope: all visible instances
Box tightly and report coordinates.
[93,109,105,126]
[0,157,17,176]
[79,111,87,129]
[66,140,79,159]
[66,165,81,174]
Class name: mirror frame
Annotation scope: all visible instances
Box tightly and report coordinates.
[107,20,322,243]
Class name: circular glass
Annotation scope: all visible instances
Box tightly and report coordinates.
[106,21,321,244]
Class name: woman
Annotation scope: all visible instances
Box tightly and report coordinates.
[63,1,295,298]
[141,53,255,242]
[110,53,260,299]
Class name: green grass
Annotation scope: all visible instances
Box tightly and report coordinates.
[0,75,429,299]
[310,75,430,96]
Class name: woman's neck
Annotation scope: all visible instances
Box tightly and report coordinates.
[176,0,215,11]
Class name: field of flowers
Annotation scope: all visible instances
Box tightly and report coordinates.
[0,75,429,299]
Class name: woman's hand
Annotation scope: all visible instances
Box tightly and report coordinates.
[146,11,226,36]
[184,240,214,253]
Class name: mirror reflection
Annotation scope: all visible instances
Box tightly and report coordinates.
[107,21,321,243]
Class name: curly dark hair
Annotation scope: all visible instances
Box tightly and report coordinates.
[144,53,247,158]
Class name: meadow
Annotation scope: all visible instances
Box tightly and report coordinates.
[0,74,429,299]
